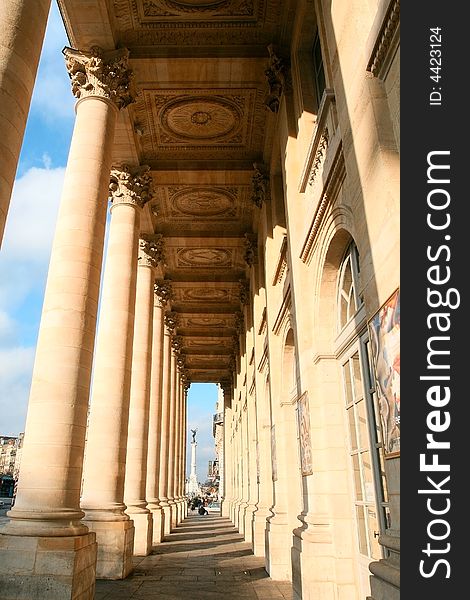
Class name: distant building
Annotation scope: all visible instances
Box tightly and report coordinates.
[0,435,23,477]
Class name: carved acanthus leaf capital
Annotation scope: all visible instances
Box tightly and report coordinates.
[63,46,135,109]
[239,279,250,306]
[244,233,258,267]
[171,335,183,354]
[154,279,173,307]
[264,44,290,113]
[164,311,179,333]
[109,164,154,208]
[235,311,245,335]
[139,233,164,268]
[251,163,270,208]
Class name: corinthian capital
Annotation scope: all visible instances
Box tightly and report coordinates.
[109,164,154,208]
[138,234,164,268]
[63,46,135,109]
[164,311,179,333]
[154,279,173,307]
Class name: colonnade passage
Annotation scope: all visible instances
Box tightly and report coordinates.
[0,1,400,600]
[95,514,293,600]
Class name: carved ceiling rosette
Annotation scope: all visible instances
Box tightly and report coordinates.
[63,46,135,109]
[244,233,258,267]
[109,164,154,208]
[164,310,179,333]
[139,233,164,267]
[251,162,270,208]
[154,279,173,307]
[264,43,290,113]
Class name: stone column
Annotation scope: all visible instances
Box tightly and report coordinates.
[0,46,134,599]
[124,235,163,556]
[80,164,152,580]
[221,384,233,517]
[0,0,50,247]
[146,280,172,544]
[160,311,178,536]
[167,347,178,530]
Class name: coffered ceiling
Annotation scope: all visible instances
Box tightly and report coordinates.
[58,0,291,384]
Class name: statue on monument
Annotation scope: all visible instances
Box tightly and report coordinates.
[191,428,197,443]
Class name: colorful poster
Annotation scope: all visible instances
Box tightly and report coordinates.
[369,289,400,456]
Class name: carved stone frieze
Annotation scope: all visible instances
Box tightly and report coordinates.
[138,233,164,267]
[141,0,258,19]
[109,164,154,208]
[251,163,269,208]
[154,279,173,306]
[308,128,329,186]
[63,46,135,109]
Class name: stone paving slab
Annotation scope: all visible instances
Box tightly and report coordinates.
[95,515,293,599]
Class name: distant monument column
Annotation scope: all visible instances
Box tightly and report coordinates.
[0,0,50,247]
[80,164,152,580]
[188,428,199,495]
[0,46,135,599]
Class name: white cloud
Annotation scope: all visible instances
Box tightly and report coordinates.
[0,167,64,436]
[1,166,64,266]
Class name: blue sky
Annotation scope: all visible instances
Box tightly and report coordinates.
[0,2,217,481]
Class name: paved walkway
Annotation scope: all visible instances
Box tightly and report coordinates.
[95,514,293,600]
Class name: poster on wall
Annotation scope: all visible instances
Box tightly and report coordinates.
[368,288,400,457]
[297,392,313,475]
[271,425,278,482]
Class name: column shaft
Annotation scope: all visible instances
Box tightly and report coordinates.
[0,95,119,599]
[81,190,142,579]
[159,328,172,535]
[5,96,117,534]
[167,351,177,529]
[124,261,154,556]
[146,298,165,543]
[0,0,51,246]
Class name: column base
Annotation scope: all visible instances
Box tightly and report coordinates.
[169,502,178,531]
[149,507,164,545]
[265,511,292,581]
[0,532,97,600]
[253,506,273,557]
[292,515,347,600]
[161,504,172,538]
[127,512,152,556]
[243,503,257,544]
[84,519,134,579]
[221,498,231,518]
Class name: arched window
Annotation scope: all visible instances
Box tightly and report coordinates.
[336,241,389,595]
[337,242,363,330]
